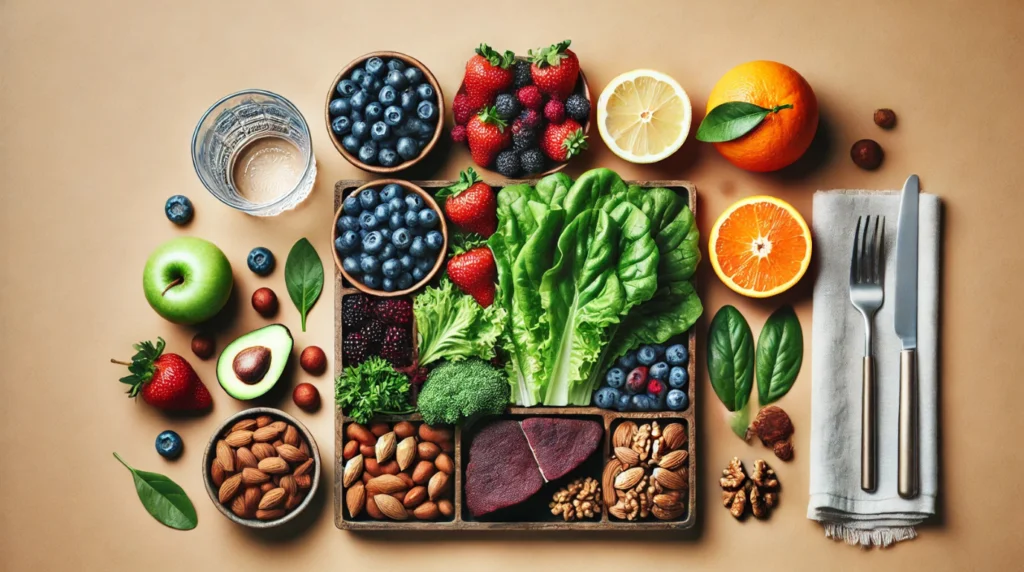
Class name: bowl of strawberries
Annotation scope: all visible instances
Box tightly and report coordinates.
[450,40,591,179]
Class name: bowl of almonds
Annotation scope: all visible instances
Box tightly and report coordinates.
[202,407,321,528]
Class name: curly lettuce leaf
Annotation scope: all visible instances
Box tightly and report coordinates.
[414,279,504,367]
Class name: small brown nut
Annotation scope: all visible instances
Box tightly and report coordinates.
[366,474,407,495]
[373,494,409,520]
[365,493,384,519]
[434,453,454,475]
[403,486,427,508]
[243,485,262,515]
[241,467,270,485]
[258,457,290,475]
[293,458,315,478]
[279,475,298,498]
[255,509,286,521]
[291,383,320,411]
[282,424,299,448]
[294,474,312,489]
[285,491,305,510]
[215,440,235,473]
[613,421,637,448]
[614,447,639,467]
[413,501,440,520]
[261,482,274,493]
[191,333,215,359]
[378,460,400,475]
[874,108,896,129]
[393,421,416,439]
[275,444,308,464]
[235,447,258,469]
[218,473,242,504]
[342,455,364,487]
[345,423,376,447]
[255,415,272,428]
[397,472,415,489]
[427,471,450,501]
[375,432,397,463]
[258,488,287,510]
[359,444,376,458]
[251,442,276,460]
[851,139,883,170]
[230,418,258,433]
[230,495,249,518]
[412,460,436,485]
[417,441,440,461]
[396,437,417,472]
[364,457,381,477]
[210,460,226,487]
[343,440,359,460]
[437,499,454,518]
[251,287,278,317]
[369,422,391,437]
[346,482,366,517]
[299,346,327,375]
[418,424,453,445]
[661,423,686,451]
[252,425,282,443]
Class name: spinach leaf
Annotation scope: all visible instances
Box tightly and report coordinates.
[696,101,793,143]
[707,305,754,413]
[284,238,323,332]
[756,305,803,405]
[113,453,197,530]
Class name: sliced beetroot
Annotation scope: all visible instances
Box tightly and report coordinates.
[465,419,544,517]
[521,418,602,481]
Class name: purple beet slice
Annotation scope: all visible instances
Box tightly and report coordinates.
[465,419,544,517]
[522,418,602,481]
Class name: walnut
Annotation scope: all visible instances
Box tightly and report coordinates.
[747,405,795,461]
[749,459,780,519]
[719,457,748,519]
[631,423,652,462]
[549,477,601,521]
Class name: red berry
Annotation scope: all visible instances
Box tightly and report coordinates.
[517,85,543,110]
[450,124,467,143]
[520,109,542,129]
[647,379,665,395]
[626,366,649,394]
[544,99,566,124]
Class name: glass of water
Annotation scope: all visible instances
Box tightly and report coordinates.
[191,89,317,216]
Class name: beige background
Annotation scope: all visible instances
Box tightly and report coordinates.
[2,0,1022,570]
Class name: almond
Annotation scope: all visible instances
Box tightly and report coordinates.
[276,444,308,464]
[412,460,436,485]
[418,424,453,445]
[258,487,286,510]
[662,423,686,451]
[241,467,270,485]
[235,447,258,469]
[258,457,289,475]
[397,472,415,489]
[279,475,297,498]
[609,503,629,520]
[295,474,312,489]
[253,426,282,443]
[273,439,284,448]
[268,420,287,433]
[375,432,397,463]
[653,467,686,490]
[365,493,384,519]
[614,446,640,467]
[653,492,681,508]
[216,440,235,473]
[251,442,276,460]
[230,495,249,518]
[283,424,300,447]
[343,455,364,487]
[343,440,359,460]
[359,444,376,458]
[244,486,262,514]
[256,509,286,521]
[437,499,454,518]
[285,491,305,510]
[427,471,449,501]
[298,441,310,457]
[272,474,281,486]
[366,474,406,495]
[231,418,258,433]
[293,458,314,478]
[652,503,685,520]
[345,423,376,446]
[417,441,440,461]
[364,457,381,477]
[434,453,454,475]
[657,449,688,471]
[396,436,417,471]
[362,472,372,485]
[613,421,637,448]
[378,460,400,475]
[211,459,226,487]
[261,482,274,493]
[225,430,253,448]
[413,501,440,520]
[373,494,409,520]
[218,473,242,503]
[602,460,623,506]
[255,415,272,428]
[614,467,645,490]
[394,421,416,439]
[369,422,391,437]
[346,482,366,517]
[403,486,427,508]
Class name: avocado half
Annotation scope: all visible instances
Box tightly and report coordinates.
[217,324,293,400]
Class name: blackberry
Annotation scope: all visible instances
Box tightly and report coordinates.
[380,326,412,367]
[512,126,537,152]
[519,148,546,175]
[494,93,521,120]
[513,60,532,88]
[342,331,369,364]
[342,295,374,329]
[495,149,522,178]
[519,108,542,129]
[360,319,387,345]
[376,297,412,326]
[565,93,591,122]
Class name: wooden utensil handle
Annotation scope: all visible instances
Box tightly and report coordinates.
[861,356,876,492]
[898,349,919,499]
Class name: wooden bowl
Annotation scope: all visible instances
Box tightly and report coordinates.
[325,51,445,174]
[456,63,591,177]
[202,407,321,529]
[332,179,448,297]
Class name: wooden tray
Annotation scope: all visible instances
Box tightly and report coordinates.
[333,178,698,531]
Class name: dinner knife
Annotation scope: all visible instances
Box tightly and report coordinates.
[894,174,920,499]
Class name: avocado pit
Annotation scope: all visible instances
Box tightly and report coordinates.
[233,346,272,384]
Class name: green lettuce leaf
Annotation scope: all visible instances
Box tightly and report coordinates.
[414,279,504,367]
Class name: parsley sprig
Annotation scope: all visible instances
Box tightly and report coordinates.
[335,357,415,424]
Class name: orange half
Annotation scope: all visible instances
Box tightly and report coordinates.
[709,196,812,298]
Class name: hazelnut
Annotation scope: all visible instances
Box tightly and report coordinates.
[873,108,896,129]
[251,287,278,317]
[191,332,215,359]
[299,346,327,375]
[292,383,321,411]
[850,139,883,170]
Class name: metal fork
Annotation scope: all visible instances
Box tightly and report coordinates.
[849,215,884,493]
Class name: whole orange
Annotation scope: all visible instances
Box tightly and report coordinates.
[706,61,818,172]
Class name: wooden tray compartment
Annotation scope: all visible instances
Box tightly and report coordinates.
[334,178,698,531]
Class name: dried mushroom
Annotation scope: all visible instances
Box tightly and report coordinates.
[747,405,794,461]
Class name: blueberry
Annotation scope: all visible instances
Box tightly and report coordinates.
[617,351,638,370]
[336,79,358,97]
[371,78,383,93]
[384,105,404,127]
[631,394,652,411]
[382,277,396,292]
[410,236,426,257]
[351,120,369,140]
[400,194,422,213]
[412,266,426,281]
[380,228,393,243]
[329,98,351,117]
[360,255,380,275]
[615,393,633,412]
[666,343,689,365]
[404,67,424,84]
[594,387,621,409]
[342,134,361,153]
[351,68,366,83]
[637,346,658,365]
[247,247,275,275]
[343,195,361,216]
[425,230,444,251]
[668,366,689,389]
[415,118,435,138]
[331,115,352,136]
[396,137,418,160]
[396,272,413,290]
[342,256,361,276]
[666,389,689,411]
[399,254,414,271]
[605,367,626,389]
[652,343,667,357]
[155,430,183,459]
[380,242,396,259]
[398,210,418,229]
[359,230,368,240]
[418,209,439,229]
[362,231,384,255]
[374,203,390,222]
[388,197,405,214]
[378,148,399,167]
[349,89,371,111]
[370,121,391,142]
[415,83,435,102]
[337,215,359,234]
[382,258,402,278]
[339,230,360,251]
[416,257,434,273]
[416,100,437,122]
[380,184,404,202]
[392,228,412,250]
[362,273,381,289]
[389,212,405,231]
[649,362,669,381]
[649,391,668,410]
[400,89,418,112]
[164,195,194,225]
[378,85,398,106]
[358,188,379,210]
[350,109,364,123]
[385,69,408,90]
[365,56,386,77]
[358,210,378,231]
[364,101,384,123]
[387,59,406,72]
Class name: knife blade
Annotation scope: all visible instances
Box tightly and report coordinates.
[894,174,919,499]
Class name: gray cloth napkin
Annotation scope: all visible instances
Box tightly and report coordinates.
[807,190,941,548]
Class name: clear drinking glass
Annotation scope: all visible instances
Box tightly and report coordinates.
[191,89,317,216]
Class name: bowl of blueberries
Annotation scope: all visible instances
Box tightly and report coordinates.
[333,180,448,296]
[326,52,444,173]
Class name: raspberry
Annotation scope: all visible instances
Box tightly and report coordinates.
[543,99,566,124]
[517,85,543,110]
[520,109,542,129]
[376,298,413,326]
[647,378,665,395]
[450,124,467,144]
[342,332,368,365]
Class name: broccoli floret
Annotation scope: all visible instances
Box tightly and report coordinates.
[417,359,510,425]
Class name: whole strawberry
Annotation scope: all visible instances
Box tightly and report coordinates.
[467,106,511,167]
[528,40,580,101]
[437,168,497,237]
[464,43,515,99]
[447,246,497,307]
[113,338,212,411]
[540,118,588,162]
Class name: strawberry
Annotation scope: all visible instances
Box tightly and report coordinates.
[447,246,497,307]
[540,118,588,162]
[466,106,511,167]
[464,43,515,99]
[114,338,212,411]
[528,40,580,101]
[437,168,497,237]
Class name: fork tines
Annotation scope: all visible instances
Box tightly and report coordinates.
[851,215,885,284]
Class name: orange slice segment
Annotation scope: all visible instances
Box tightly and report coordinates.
[709,196,812,298]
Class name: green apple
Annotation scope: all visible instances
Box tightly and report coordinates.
[143,237,233,324]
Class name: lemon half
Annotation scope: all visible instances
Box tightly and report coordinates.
[597,70,692,164]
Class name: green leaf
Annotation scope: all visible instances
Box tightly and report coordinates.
[335,357,413,424]
[707,305,754,413]
[756,305,803,405]
[284,238,323,332]
[113,453,197,530]
[696,101,794,143]
[414,279,505,367]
